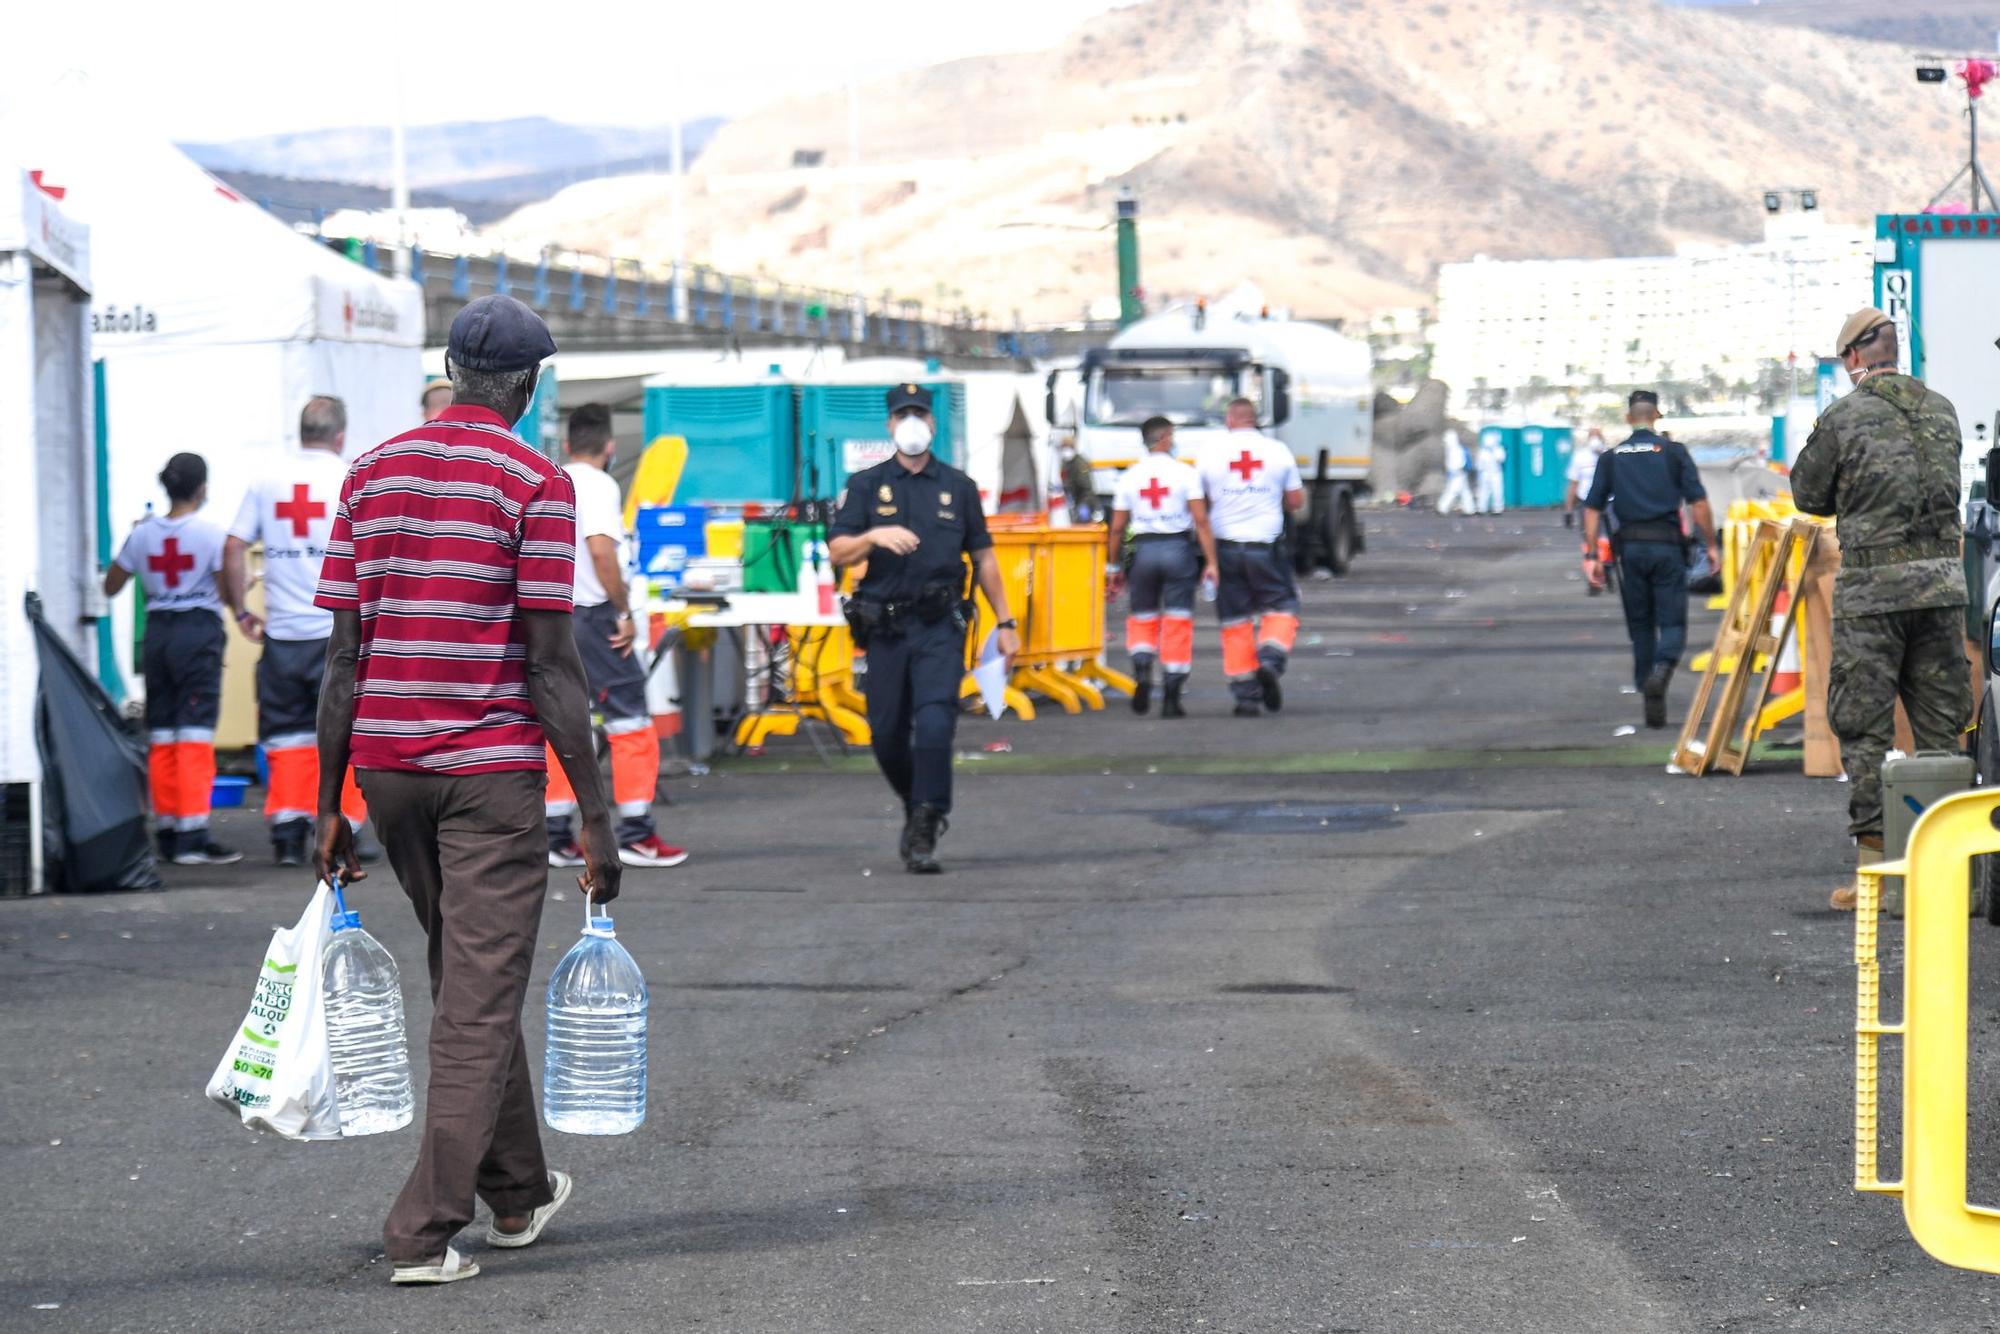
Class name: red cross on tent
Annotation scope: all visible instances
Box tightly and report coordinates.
[275,484,326,538]
[1139,477,1173,510]
[1229,449,1264,482]
[148,538,194,589]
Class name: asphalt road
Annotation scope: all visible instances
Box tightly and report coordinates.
[4,508,1996,1332]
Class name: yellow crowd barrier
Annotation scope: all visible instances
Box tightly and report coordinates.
[1852,788,2000,1273]
[963,519,1133,718]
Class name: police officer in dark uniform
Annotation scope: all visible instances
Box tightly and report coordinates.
[1581,390,1720,729]
[829,384,1022,872]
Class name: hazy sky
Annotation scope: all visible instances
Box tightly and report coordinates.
[14,0,1128,141]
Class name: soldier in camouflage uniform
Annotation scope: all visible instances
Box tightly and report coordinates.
[1790,307,1972,910]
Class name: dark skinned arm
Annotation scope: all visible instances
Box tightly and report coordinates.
[313,608,365,885]
[523,608,623,904]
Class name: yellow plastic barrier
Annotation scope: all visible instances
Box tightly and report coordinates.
[962,521,1133,716]
[1852,788,2000,1272]
[732,623,871,749]
[1688,494,1831,739]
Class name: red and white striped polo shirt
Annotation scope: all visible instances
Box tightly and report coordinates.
[314,404,577,775]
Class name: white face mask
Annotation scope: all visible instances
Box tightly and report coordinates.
[893,416,934,455]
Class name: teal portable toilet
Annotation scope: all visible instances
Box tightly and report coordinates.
[1478,426,1519,503]
[1510,425,1573,508]
[641,381,797,505]
[798,377,965,496]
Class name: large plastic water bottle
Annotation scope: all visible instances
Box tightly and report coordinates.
[320,882,414,1136]
[543,895,648,1135]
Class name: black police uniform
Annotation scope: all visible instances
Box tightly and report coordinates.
[1582,426,1706,690]
[829,437,992,823]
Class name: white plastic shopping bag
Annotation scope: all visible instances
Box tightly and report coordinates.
[206,880,343,1141]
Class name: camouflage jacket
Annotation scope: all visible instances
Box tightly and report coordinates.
[1791,373,1964,618]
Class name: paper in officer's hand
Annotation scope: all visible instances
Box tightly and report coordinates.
[972,629,1009,720]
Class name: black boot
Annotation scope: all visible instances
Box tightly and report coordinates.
[903,803,947,874]
[1161,676,1187,719]
[897,804,916,862]
[1642,662,1674,729]
[1130,663,1154,715]
[1256,664,1283,712]
[272,819,309,868]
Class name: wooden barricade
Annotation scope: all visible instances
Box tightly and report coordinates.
[1671,518,1818,776]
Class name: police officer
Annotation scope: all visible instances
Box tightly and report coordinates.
[1107,416,1217,717]
[1197,397,1304,717]
[1792,307,1972,911]
[1581,390,1719,729]
[829,384,1021,872]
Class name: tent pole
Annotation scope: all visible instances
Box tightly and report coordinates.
[91,359,122,704]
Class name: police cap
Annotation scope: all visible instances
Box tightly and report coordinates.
[447,295,557,372]
[1628,389,1660,409]
[1836,307,1892,356]
[886,382,933,414]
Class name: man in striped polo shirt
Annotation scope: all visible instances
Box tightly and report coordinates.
[313,295,621,1285]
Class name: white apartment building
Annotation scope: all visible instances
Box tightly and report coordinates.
[1431,216,1873,408]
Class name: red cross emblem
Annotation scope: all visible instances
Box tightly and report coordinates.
[1228,449,1264,482]
[274,483,326,538]
[148,538,194,589]
[1139,477,1172,510]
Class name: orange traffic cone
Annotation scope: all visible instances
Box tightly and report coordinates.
[1768,588,1802,696]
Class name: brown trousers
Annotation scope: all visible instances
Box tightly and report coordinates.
[358,767,556,1263]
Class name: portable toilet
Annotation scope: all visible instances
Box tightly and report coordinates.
[798,364,965,499]
[1477,426,1519,502]
[1509,425,1573,508]
[640,378,797,506]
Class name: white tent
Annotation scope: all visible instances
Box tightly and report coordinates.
[3,80,425,694]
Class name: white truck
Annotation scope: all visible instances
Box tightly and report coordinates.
[1053,299,1375,573]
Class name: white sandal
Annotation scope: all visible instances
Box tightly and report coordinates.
[486,1170,573,1249]
[390,1246,480,1285]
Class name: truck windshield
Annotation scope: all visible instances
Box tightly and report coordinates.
[1087,368,1242,427]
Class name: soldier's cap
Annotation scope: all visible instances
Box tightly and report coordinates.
[1628,390,1660,409]
[886,382,933,414]
[446,295,557,372]
[1837,307,1892,355]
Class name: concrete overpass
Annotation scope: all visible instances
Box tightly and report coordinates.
[333,238,1032,368]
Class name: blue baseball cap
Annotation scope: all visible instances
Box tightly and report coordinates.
[447,295,557,372]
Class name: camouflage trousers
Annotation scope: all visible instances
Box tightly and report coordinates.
[1827,606,1972,839]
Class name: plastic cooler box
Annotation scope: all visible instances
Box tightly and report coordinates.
[635,505,709,588]
[1881,749,1978,916]
[741,520,820,594]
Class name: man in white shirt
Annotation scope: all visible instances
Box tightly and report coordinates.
[224,396,375,867]
[1438,426,1476,516]
[1107,416,1218,718]
[1476,431,1508,514]
[543,404,688,869]
[1197,398,1306,717]
[1565,428,1607,529]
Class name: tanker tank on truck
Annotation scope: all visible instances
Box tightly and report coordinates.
[1055,299,1374,574]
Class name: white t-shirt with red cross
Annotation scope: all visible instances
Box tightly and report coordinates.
[114,512,227,617]
[229,448,350,641]
[1197,429,1301,543]
[1111,451,1200,536]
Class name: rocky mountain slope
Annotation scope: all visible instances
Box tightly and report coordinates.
[493,0,1971,322]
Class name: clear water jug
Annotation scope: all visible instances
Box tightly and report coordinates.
[320,883,414,1136]
[543,896,648,1135]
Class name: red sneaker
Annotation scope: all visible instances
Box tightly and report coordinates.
[619,836,689,868]
[547,842,585,868]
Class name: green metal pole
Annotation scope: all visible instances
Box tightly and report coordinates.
[91,359,124,704]
[1116,191,1142,328]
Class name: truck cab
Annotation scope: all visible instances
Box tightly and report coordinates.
[1053,301,1373,575]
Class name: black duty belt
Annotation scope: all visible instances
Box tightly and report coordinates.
[1132,531,1193,543]
[1217,539,1276,551]
[1842,536,1961,569]
[1616,520,1682,544]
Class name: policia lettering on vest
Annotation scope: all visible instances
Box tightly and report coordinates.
[1581,389,1719,730]
[829,384,1022,873]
